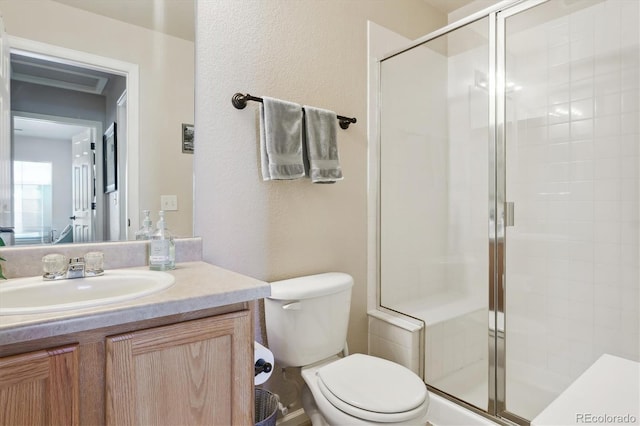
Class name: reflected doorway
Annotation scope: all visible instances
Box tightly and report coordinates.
[12,114,101,244]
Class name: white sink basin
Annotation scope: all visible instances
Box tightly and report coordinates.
[0,269,175,315]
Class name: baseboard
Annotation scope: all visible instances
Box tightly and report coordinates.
[276,408,311,426]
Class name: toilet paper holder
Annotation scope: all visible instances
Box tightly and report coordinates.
[255,358,273,376]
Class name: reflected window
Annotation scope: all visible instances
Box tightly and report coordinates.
[14,161,53,244]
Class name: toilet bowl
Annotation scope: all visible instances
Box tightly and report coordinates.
[265,273,429,425]
[301,354,429,425]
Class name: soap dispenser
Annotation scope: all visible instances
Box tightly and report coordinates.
[149,210,175,270]
[135,210,153,240]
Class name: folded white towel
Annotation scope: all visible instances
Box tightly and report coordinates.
[260,97,305,180]
[303,105,343,183]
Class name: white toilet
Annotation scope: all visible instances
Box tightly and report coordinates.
[265,272,429,425]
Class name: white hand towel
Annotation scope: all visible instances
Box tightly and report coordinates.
[260,97,305,180]
[303,105,343,183]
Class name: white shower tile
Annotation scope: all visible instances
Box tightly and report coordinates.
[571,77,594,101]
[620,157,639,180]
[620,243,639,268]
[593,242,621,266]
[594,303,622,328]
[594,115,621,137]
[593,221,620,244]
[547,21,569,45]
[569,180,594,201]
[547,297,569,320]
[619,219,638,246]
[595,157,621,180]
[621,112,639,135]
[621,67,639,90]
[567,241,594,263]
[593,262,620,286]
[593,192,622,219]
[620,286,639,316]
[549,84,570,105]
[620,178,638,200]
[594,92,621,116]
[595,54,620,77]
[594,179,621,201]
[549,123,570,141]
[571,98,594,119]
[571,119,593,139]
[548,259,570,280]
[621,89,639,113]
[548,103,570,124]
[547,163,570,182]
[620,311,640,336]
[549,43,570,67]
[571,58,594,81]
[549,63,570,87]
[570,140,594,160]
[594,72,621,97]
[570,160,594,181]
[567,220,594,241]
[568,260,595,283]
[547,141,568,161]
[620,47,639,70]
[571,37,594,62]
[593,137,620,160]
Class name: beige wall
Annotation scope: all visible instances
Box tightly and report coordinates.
[0,0,194,238]
[194,0,446,355]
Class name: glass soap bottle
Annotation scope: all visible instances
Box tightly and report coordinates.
[149,210,175,270]
[135,210,153,240]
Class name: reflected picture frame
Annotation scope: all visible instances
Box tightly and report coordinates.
[182,123,194,154]
[103,122,117,193]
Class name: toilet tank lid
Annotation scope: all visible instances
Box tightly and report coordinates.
[268,272,353,300]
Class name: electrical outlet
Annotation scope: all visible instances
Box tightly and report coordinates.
[160,195,178,211]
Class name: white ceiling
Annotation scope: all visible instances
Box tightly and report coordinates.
[425,0,479,14]
[14,116,90,141]
[52,0,195,41]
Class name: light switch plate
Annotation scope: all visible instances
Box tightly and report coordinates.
[160,195,178,211]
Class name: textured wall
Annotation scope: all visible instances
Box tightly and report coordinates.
[194,0,445,357]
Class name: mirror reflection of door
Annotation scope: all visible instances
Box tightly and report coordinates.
[71,128,94,243]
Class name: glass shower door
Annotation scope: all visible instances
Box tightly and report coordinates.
[501,0,640,421]
[378,17,491,411]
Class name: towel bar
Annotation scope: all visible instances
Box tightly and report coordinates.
[232,92,357,129]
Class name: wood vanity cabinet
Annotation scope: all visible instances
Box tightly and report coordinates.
[105,311,253,426]
[0,306,254,426]
[0,345,80,425]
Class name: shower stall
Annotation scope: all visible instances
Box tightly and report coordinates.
[376,0,639,423]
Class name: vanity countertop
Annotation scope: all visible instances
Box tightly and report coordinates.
[0,261,270,346]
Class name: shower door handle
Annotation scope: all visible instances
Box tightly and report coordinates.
[504,202,514,227]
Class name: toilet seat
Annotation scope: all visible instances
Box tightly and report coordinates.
[316,354,428,423]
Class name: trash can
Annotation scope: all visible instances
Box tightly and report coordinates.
[255,388,278,426]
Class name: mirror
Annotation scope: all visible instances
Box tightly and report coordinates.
[0,0,195,246]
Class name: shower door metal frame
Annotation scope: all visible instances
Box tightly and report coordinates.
[375,0,552,425]
[494,0,548,424]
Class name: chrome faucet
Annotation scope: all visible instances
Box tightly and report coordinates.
[66,257,86,279]
[42,252,104,280]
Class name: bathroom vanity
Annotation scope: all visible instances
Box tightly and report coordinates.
[0,261,270,425]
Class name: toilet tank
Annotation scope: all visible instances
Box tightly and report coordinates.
[265,272,353,367]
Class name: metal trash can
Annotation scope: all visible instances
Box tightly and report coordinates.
[255,388,278,426]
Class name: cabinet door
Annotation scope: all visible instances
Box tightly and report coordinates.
[105,310,253,426]
[0,345,79,426]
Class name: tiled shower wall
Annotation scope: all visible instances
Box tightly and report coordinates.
[505,0,639,400]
